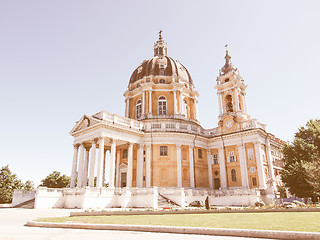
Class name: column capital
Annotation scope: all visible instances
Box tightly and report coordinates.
[146,143,152,148]
[91,139,97,145]
[110,138,117,144]
[254,140,262,146]
[73,143,79,148]
[176,144,182,149]
[188,145,193,149]
[137,143,145,149]
[128,142,134,147]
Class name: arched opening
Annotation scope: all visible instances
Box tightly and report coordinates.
[231,169,236,182]
[136,99,142,119]
[225,95,233,112]
[159,79,166,84]
[158,96,167,115]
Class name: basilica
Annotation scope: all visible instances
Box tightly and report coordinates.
[13,33,284,209]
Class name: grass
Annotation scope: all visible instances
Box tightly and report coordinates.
[36,212,320,233]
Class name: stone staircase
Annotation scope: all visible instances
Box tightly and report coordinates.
[12,198,35,209]
[158,193,180,209]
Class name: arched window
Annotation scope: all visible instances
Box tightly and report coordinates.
[159,79,165,84]
[136,99,142,119]
[158,96,167,115]
[226,95,233,112]
[231,169,236,182]
[183,99,188,117]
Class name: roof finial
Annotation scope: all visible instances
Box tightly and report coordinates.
[225,44,229,54]
[159,30,163,40]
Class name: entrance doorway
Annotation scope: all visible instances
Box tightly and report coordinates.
[214,178,221,189]
[120,172,127,187]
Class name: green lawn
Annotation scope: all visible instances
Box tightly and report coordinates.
[37,212,320,232]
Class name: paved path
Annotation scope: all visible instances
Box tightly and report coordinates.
[0,208,275,240]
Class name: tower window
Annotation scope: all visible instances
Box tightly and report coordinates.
[160,146,168,156]
[158,96,167,115]
[252,177,257,186]
[228,151,236,162]
[136,99,142,119]
[225,95,233,112]
[123,149,128,159]
[198,149,202,159]
[231,169,236,181]
[159,79,166,84]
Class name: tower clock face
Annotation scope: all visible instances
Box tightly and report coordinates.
[225,121,233,129]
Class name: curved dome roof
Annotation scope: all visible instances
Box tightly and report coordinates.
[129,56,193,85]
[129,32,193,86]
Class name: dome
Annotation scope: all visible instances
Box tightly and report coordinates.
[129,32,193,86]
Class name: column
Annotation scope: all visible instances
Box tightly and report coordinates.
[70,144,79,188]
[125,98,129,117]
[266,138,276,188]
[179,91,183,114]
[254,141,267,189]
[126,143,133,187]
[88,140,97,187]
[194,99,199,120]
[96,137,105,188]
[207,150,213,189]
[237,144,249,188]
[234,88,240,112]
[146,144,151,187]
[188,146,195,188]
[218,146,227,189]
[243,93,248,114]
[115,150,120,187]
[173,90,177,115]
[77,144,85,187]
[136,144,144,187]
[103,149,107,186]
[142,91,145,116]
[176,144,182,188]
[109,139,116,188]
[217,92,222,116]
[82,147,90,187]
[148,90,152,114]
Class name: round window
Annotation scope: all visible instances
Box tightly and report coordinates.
[250,167,256,173]
[214,171,219,176]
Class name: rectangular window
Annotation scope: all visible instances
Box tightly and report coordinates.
[213,154,219,164]
[248,148,254,160]
[123,149,128,159]
[143,176,146,181]
[198,149,202,159]
[252,177,257,186]
[229,151,236,162]
[160,146,168,156]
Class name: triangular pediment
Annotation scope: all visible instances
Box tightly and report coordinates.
[70,115,100,134]
[119,163,127,169]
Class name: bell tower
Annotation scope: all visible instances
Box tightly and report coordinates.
[215,46,250,132]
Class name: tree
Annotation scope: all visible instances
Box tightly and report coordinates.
[0,165,34,203]
[280,119,320,200]
[40,171,70,188]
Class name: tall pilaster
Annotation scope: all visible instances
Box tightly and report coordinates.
[125,98,129,117]
[217,92,222,116]
[207,150,213,189]
[146,144,151,187]
[142,91,145,116]
[109,139,116,188]
[237,144,249,188]
[189,146,195,188]
[148,90,152,115]
[254,141,267,189]
[88,140,97,187]
[179,91,183,114]
[218,146,227,189]
[115,150,120,187]
[176,144,182,188]
[96,137,105,188]
[126,143,133,187]
[77,144,85,187]
[70,144,79,188]
[136,144,144,187]
[173,90,177,115]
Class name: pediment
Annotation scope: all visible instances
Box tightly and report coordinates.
[70,115,100,134]
[119,163,127,169]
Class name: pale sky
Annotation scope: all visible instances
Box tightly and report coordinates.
[1,0,319,186]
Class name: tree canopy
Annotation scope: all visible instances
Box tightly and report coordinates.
[0,165,35,203]
[281,119,320,200]
[40,171,70,188]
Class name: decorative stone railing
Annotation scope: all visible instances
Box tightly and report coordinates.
[241,119,266,131]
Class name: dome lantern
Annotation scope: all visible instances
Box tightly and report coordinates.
[153,30,167,57]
